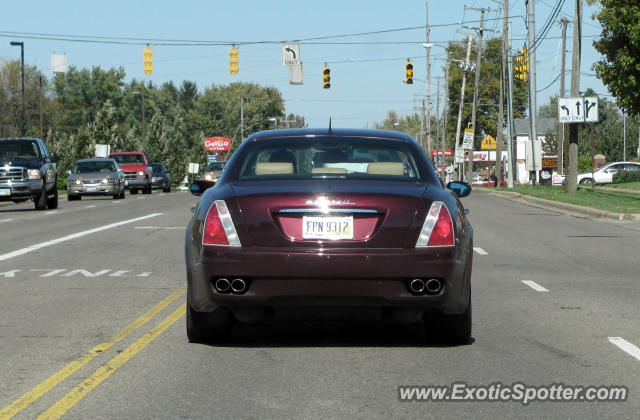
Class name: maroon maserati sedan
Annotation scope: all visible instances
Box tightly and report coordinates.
[185,128,473,344]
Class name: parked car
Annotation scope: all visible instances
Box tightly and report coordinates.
[0,137,58,210]
[185,128,473,344]
[108,152,153,194]
[66,158,125,200]
[200,160,227,183]
[151,163,171,192]
[577,161,640,184]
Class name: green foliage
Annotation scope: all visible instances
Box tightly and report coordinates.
[613,171,640,184]
[0,60,302,186]
[578,155,593,172]
[593,1,640,115]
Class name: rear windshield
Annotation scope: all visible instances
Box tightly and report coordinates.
[152,164,165,174]
[73,161,116,174]
[234,137,424,181]
[111,154,144,165]
[206,162,226,171]
[0,140,41,160]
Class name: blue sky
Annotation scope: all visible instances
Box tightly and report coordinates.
[0,0,605,131]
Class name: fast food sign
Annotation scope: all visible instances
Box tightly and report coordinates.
[204,137,231,152]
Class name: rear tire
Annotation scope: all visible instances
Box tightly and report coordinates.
[120,187,126,199]
[186,304,233,344]
[425,299,472,345]
[579,178,592,184]
[163,182,171,193]
[130,188,138,194]
[67,194,80,201]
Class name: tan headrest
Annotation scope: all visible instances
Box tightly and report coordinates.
[255,162,294,175]
[366,162,404,176]
[312,167,348,174]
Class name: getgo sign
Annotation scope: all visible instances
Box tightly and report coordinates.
[204,137,231,152]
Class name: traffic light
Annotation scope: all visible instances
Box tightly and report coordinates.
[229,45,239,75]
[405,59,414,84]
[143,44,153,75]
[514,47,528,81]
[322,64,330,89]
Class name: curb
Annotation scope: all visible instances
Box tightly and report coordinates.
[487,190,640,221]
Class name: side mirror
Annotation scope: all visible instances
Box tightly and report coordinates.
[190,179,215,196]
[446,181,472,198]
[50,152,58,163]
[117,168,124,173]
[65,170,71,176]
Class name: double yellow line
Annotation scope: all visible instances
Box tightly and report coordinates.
[0,286,186,420]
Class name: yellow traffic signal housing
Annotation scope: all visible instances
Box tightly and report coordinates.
[322,64,330,89]
[514,47,528,81]
[229,45,239,75]
[143,45,153,75]
[405,60,414,84]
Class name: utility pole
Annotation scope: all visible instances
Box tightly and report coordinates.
[506,22,516,188]
[39,76,43,139]
[558,18,569,175]
[567,0,583,193]
[527,0,539,185]
[425,1,432,156]
[496,0,509,188]
[240,96,244,141]
[442,57,451,182]
[454,34,474,181]
[435,77,441,168]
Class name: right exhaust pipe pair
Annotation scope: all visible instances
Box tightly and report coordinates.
[214,278,247,294]
[409,278,442,295]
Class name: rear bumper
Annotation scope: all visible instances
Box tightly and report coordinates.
[125,178,148,188]
[186,245,472,322]
[0,179,43,201]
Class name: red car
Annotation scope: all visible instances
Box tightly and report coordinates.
[185,128,473,344]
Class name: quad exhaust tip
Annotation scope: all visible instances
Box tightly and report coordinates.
[230,278,247,294]
[214,278,230,293]
[408,278,442,295]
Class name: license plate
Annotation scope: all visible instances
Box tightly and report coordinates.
[302,216,353,240]
[0,188,10,196]
[87,187,97,192]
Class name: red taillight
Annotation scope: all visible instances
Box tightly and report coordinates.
[203,205,229,245]
[416,201,455,248]
[428,204,454,246]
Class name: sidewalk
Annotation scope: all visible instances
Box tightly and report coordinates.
[486,189,640,221]
[579,185,640,195]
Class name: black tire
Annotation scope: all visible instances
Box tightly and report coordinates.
[47,183,59,209]
[130,188,138,194]
[34,185,47,210]
[162,183,171,193]
[579,178,592,184]
[146,182,152,194]
[67,194,80,201]
[425,299,472,345]
[186,304,233,344]
[120,187,126,199]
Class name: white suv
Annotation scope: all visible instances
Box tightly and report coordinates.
[577,161,640,184]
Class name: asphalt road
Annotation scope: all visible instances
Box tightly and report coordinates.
[0,189,638,419]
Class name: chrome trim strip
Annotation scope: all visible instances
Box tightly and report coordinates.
[278,208,378,214]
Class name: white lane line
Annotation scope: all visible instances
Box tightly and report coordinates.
[137,272,152,277]
[0,213,163,262]
[85,205,96,208]
[0,219,14,223]
[608,337,640,362]
[473,247,488,255]
[45,211,57,215]
[521,280,549,292]
[113,201,122,204]
[134,226,184,230]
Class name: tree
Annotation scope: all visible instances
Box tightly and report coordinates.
[593,1,640,115]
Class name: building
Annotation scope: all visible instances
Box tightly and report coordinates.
[513,118,557,184]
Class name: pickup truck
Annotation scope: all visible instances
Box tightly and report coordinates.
[108,152,153,194]
[0,137,58,210]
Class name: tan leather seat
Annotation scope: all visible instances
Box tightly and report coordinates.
[255,162,294,175]
[366,162,404,176]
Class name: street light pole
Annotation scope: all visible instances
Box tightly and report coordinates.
[10,41,25,135]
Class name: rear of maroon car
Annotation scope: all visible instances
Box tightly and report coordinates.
[185,129,473,344]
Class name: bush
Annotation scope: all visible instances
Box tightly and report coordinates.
[578,156,593,172]
[613,171,640,183]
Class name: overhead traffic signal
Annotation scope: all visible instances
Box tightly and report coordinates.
[229,45,239,75]
[405,59,414,84]
[322,64,330,89]
[514,47,529,81]
[143,44,153,75]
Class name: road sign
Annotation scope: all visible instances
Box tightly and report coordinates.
[281,43,301,66]
[204,137,231,152]
[462,128,474,150]
[454,147,465,164]
[188,163,200,174]
[558,97,598,123]
[480,135,496,150]
[207,154,218,163]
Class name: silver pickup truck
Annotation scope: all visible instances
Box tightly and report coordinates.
[0,137,58,210]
